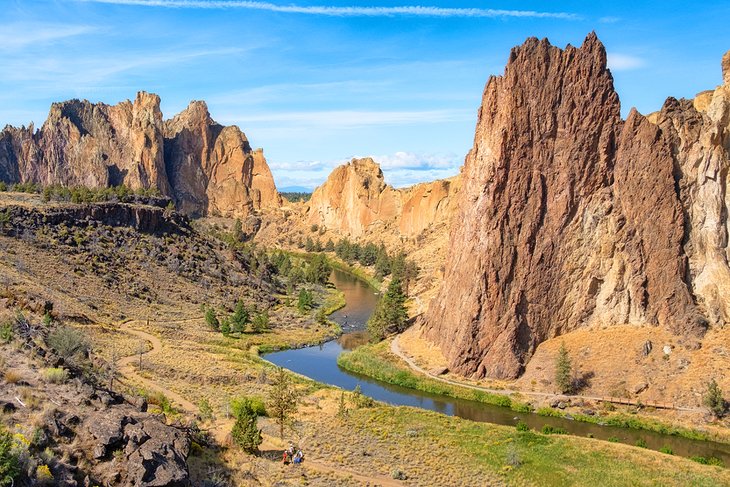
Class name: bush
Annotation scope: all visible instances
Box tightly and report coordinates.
[35,464,54,485]
[691,456,723,466]
[46,326,89,360]
[231,396,267,418]
[0,425,20,486]
[42,368,69,384]
[515,421,529,432]
[555,342,573,394]
[659,445,674,455]
[0,323,12,343]
[635,438,648,448]
[703,379,727,418]
[607,436,619,442]
[251,312,269,333]
[541,425,567,435]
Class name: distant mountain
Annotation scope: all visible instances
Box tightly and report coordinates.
[278,185,313,193]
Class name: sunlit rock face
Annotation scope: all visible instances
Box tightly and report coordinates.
[424,34,730,379]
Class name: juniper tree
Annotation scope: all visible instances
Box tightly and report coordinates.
[367,277,408,341]
[231,402,263,454]
[704,379,727,418]
[267,367,298,440]
[555,342,573,394]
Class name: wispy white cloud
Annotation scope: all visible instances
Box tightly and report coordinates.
[0,23,98,50]
[77,0,579,19]
[372,151,460,170]
[607,53,646,71]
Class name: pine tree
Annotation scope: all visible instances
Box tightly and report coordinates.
[555,342,573,394]
[230,299,249,333]
[704,379,727,418]
[367,277,408,341]
[204,307,219,331]
[231,403,263,454]
[252,311,269,333]
[268,367,298,440]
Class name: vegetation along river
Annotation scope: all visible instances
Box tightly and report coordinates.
[265,268,730,465]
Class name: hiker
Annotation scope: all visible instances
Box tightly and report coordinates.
[282,450,290,465]
[293,449,304,464]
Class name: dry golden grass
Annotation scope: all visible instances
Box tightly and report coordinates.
[4,369,24,384]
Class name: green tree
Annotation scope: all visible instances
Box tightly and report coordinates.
[324,239,335,252]
[220,318,231,336]
[204,307,219,331]
[297,289,314,314]
[46,325,89,362]
[252,311,269,333]
[231,402,263,454]
[267,367,298,440]
[306,253,331,284]
[0,424,20,486]
[230,300,249,333]
[367,277,408,341]
[374,244,390,278]
[555,342,573,394]
[703,379,727,418]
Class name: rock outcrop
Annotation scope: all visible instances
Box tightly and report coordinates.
[424,34,730,379]
[0,93,281,218]
[306,157,459,238]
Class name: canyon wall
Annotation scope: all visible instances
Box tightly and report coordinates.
[424,33,730,379]
[0,93,281,218]
[306,157,459,238]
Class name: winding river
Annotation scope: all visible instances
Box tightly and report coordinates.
[265,268,730,465]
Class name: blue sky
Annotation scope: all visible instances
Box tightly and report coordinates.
[2,1,729,190]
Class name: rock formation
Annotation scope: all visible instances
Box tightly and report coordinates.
[0,93,281,218]
[306,157,459,238]
[424,33,730,379]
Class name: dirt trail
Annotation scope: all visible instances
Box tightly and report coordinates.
[391,336,702,413]
[116,319,402,486]
[117,319,199,412]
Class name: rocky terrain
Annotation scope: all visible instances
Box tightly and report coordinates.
[422,34,730,380]
[256,157,459,306]
[0,93,281,218]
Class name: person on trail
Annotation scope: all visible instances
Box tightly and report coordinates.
[282,450,290,465]
[293,449,304,464]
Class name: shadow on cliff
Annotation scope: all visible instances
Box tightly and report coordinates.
[572,371,595,394]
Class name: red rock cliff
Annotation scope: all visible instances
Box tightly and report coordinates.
[0,93,281,218]
[424,33,723,379]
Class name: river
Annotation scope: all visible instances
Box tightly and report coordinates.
[265,268,730,465]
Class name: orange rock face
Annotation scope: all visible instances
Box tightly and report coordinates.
[306,157,458,238]
[424,34,729,379]
[0,93,280,218]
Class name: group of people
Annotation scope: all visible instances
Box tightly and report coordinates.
[282,443,304,465]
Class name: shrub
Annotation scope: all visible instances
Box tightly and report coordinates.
[635,438,648,448]
[251,312,269,333]
[608,436,619,442]
[703,379,727,418]
[391,469,407,480]
[46,326,89,360]
[505,442,521,467]
[536,407,563,418]
[351,385,374,409]
[515,421,529,432]
[3,370,22,384]
[691,456,723,466]
[42,368,68,384]
[148,392,174,415]
[659,446,674,455]
[541,425,567,435]
[511,402,534,413]
[231,396,267,418]
[0,425,20,486]
[198,399,214,421]
[229,300,249,333]
[555,342,573,394]
[35,464,54,485]
[0,323,12,343]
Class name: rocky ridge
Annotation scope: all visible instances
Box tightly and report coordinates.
[306,157,459,238]
[0,93,281,218]
[423,34,730,379]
